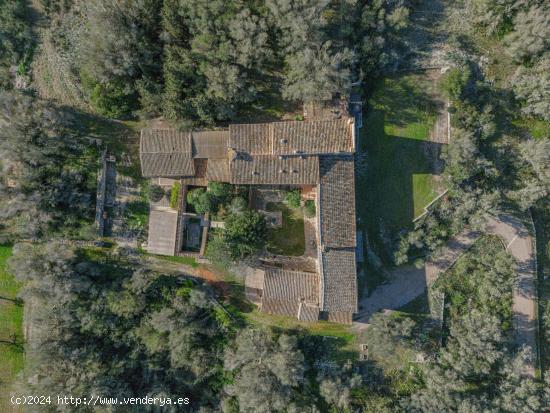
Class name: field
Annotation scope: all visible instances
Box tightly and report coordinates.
[0,245,23,413]
[357,73,443,265]
[265,202,305,256]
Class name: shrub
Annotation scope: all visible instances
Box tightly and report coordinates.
[90,80,138,118]
[224,210,267,258]
[284,190,301,209]
[148,184,165,202]
[208,181,232,198]
[194,192,214,215]
[170,182,181,209]
[186,187,204,205]
[304,200,316,218]
[205,233,232,267]
[186,187,213,214]
[228,197,247,215]
[439,66,471,102]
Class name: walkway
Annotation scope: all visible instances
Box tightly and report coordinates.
[355,214,537,376]
[486,215,537,377]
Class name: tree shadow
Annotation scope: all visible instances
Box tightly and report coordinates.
[373,78,440,128]
[397,0,450,69]
[357,109,445,263]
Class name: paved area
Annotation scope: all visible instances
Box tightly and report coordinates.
[486,215,536,377]
[303,216,318,259]
[356,265,426,321]
[356,225,479,323]
[355,214,537,376]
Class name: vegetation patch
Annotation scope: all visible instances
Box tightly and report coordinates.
[149,254,199,268]
[169,181,181,209]
[304,199,316,218]
[0,245,24,413]
[266,202,305,256]
[436,236,514,333]
[358,73,440,266]
[246,309,355,346]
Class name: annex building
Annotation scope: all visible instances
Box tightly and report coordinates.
[139,110,358,324]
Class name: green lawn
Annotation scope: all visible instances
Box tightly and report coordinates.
[358,73,441,264]
[150,254,199,268]
[265,202,305,256]
[0,245,24,412]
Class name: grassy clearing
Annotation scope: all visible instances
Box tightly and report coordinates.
[513,118,550,140]
[357,73,441,268]
[245,310,356,360]
[150,254,199,268]
[265,202,305,256]
[0,245,24,413]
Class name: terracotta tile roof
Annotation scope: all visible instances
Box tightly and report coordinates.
[141,129,192,152]
[318,155,356,248]
[327,311,353,324]
[141,118,354,178]
[297,303,320,322]
[261,268,320,319]
[229,118,354,156]
[140,129,194,177]
[229,123,272,155]
[230,155,319,185]
[181,160,208,186]
[271,118,354,155]
[261,298,299,317]
[320,248,357,313]
[262,268,319,305]
[192,131,229,159]
[206,159,231,182]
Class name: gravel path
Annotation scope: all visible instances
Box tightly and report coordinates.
[486,215,537,377]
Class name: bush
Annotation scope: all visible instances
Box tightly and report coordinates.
[284,190,301,209]
[170,182,181,209]
[224,210,267,258]
[228,197,247,215]
[205,233,232,267]
[208,181,232,198]
[304,200,316,218]
[194,192,214,215]
[148,184,165,202]
[186,187,203,205]
[186,187,213,214]
[439,67,471,101]
[90,80,139,118]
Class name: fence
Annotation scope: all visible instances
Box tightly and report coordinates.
[95,150,108,237]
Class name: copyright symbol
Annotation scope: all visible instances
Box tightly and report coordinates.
[11,396,22,405]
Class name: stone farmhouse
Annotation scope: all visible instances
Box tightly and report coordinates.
[139,109,358,324]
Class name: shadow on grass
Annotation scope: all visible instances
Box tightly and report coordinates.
[357,109,444,264]
[374,77,439,128]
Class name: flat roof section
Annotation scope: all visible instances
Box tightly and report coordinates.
[146,209,179,256]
